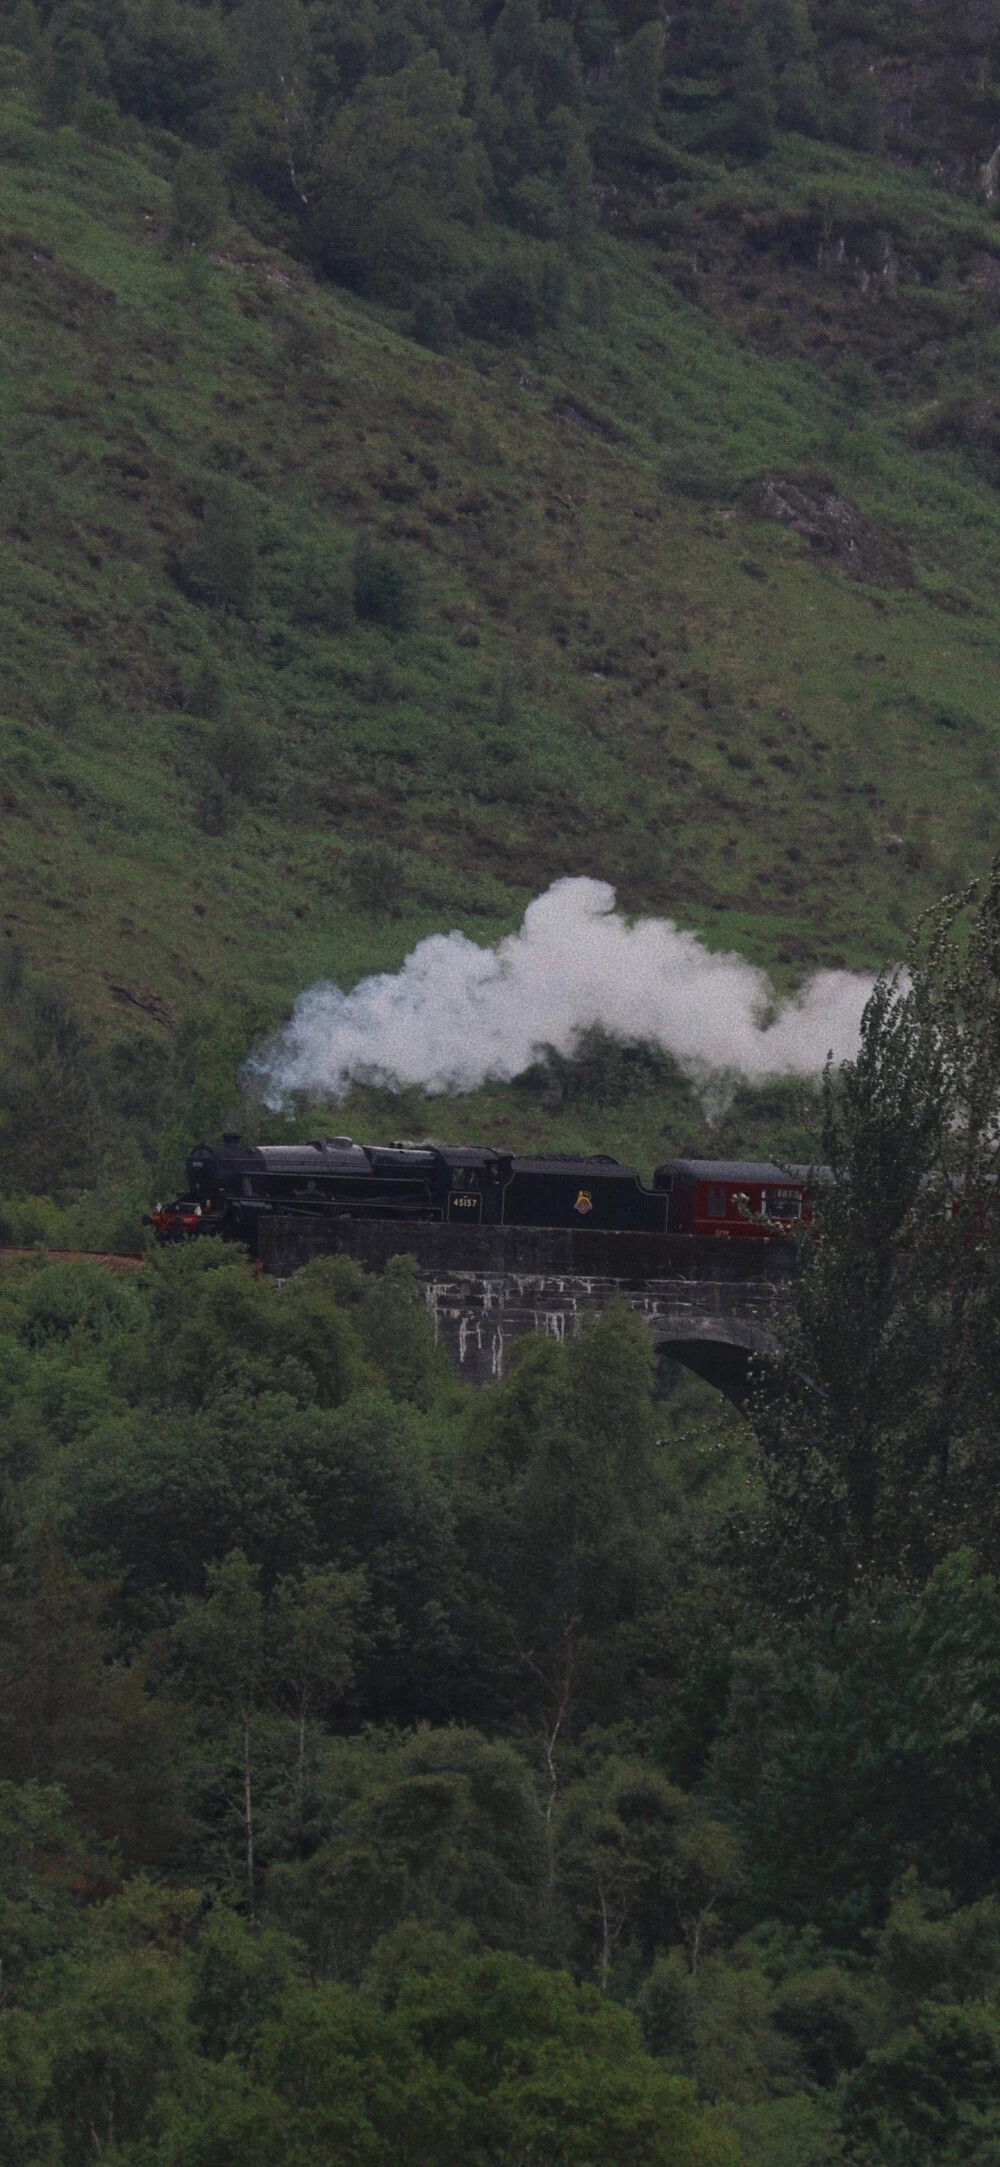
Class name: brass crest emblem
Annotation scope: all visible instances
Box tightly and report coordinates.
[574,1189,594,1215]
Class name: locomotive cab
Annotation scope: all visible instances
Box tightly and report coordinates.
[430,1148,514,1225]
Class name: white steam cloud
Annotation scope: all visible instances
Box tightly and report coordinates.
[248,877,877,1109]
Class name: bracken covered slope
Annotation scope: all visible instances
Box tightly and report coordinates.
[2,0,1000,1197]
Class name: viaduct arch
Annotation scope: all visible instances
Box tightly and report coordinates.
[258,1216,796,1409]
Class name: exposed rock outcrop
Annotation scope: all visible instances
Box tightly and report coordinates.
[746,475,913,587]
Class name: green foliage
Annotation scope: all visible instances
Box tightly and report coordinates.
[347,839,407,916]
[741,867,1000,1606]
[48,1946,193,2165]
[173,1546,365,1909]
[266,1726,547,1979]
[457,246,567,336]
[832,74,884,155]
[596,22,665,141]
[0,1779,92,1994]
[277,532,355,633]
[33,26,108,129]
[350,538,416,631]
[771,1960,878,2087]
[0,2006,59,2167]
[224,0,314,213]
[875,1886,1000,2028]
[659,442,736,502]
[458,1304,666,1737]
[0,1122,995,2154]
[254,1949,738,2164]
[0,969,107,1197]
[205,710,269,810]
[188,1905,301,2061]
[557,1756,741,1987]
[838,2002,1000,2166]
[711,1551,1000,1941]
[0,1544,186,1863]
[182,477,260,615]
[2,17,1000,1094]
[311,51,484,296]
[352,1252,445,1406]
[777,55,825,136]
[728,28,778,161]
[639,1943,802,2103]
[104,1,226,133]
[175,1547,267,1722]
[169,146,226,250]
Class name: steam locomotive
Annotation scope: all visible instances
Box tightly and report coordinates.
[148,1136,809,1245]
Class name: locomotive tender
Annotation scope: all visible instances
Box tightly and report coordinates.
[149,1136,809,1247]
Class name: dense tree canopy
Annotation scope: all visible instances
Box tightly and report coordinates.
[5,859,1000,2166]
[0,0,948,322]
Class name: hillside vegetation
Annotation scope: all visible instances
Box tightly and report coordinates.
[5,17,1000,2165]
[3,0,1000,1208]
[3,888,1000,2166]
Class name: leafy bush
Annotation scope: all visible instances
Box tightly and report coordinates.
[278,536,355,634]
[348,840,406,916]
[208,713,269,802]
[456,250,566,340]
[103,0,225,132]
[727,28,777,161]
[409,288,457,350]
[183,656,229,722]
[351,539,416,631]
[181,478,260,615]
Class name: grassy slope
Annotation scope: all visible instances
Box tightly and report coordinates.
[2,85,1000,1174]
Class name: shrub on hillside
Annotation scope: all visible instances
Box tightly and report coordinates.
[276,536,355,634]
[181,478,259,615]
[209,713,269,802]
[183,655,229,722]
[456,251,566,339]
[348,841,406,917]
[351,540,416,632]
[409,288,457,350]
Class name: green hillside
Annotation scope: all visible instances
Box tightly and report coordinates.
[3,0,1000,1210]
[6,19,1000,2162]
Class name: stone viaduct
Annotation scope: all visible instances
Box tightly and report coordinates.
[258,1216,797,1406]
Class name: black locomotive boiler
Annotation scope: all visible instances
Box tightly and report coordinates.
[149,1136,809,1247]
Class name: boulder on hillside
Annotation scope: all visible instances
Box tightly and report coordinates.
[746,473,913,587]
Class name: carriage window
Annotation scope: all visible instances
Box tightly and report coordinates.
[707,1186,728,1218]
[762,1188,802,1219]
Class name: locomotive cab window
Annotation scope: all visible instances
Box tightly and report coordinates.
[707,1186,728,1218]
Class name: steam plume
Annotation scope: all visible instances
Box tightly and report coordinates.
[248,877,876,1108]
